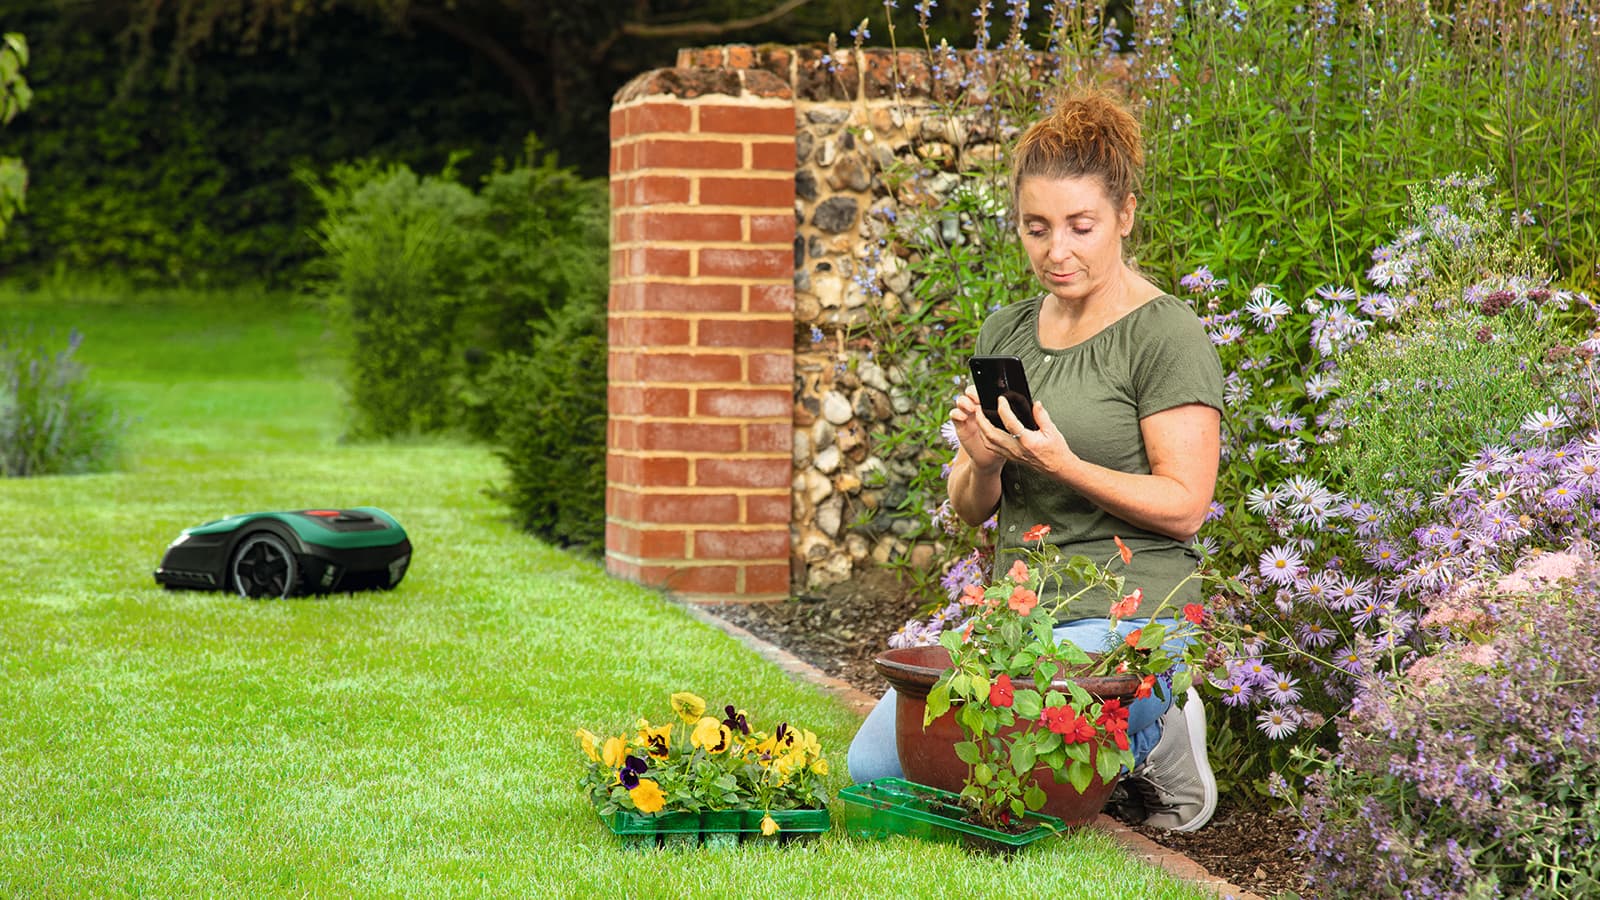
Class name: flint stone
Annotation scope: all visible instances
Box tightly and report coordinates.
[821,390,854,425]
[815,496,845,537]
[814,445,842,474]
[813,197,858,234]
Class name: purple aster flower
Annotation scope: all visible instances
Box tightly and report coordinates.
[1179,265,1226,293]
[1256,706,1302,740]
[1363,540,1405,571]
[1333,645,1366,675]
[1316,284,1358,302]
[1246,484,1284,515]
[939,420,961,450]
[1303,372,1338,400]
[1214,674,1256,707]
[1239,657,1278,686]
[1297,619,1338,648]
[1350,600,1386,629]
[1244,288,1292,330]
[1259,544,1304,585]
[1209,323,1245,346]
[1521,406,1571,438]
[1297,571,1336,607]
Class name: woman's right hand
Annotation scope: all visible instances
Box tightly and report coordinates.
[950,385,1007,470]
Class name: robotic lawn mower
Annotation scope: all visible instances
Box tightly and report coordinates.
[154,507,412,598]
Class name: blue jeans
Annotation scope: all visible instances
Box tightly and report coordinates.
[847,618,1176,784]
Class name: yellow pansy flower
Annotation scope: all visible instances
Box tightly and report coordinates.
[601,736,628,769]
[760,814,780,836]
[811,757,830,777]
[691,716,731,753]
[629,778,666,814]
[669,692,706,723]
[637,721,672,758]
[576,728,601,762]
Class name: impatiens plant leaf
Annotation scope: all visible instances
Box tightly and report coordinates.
[954,741,982,765]
[1012,687,1043,720]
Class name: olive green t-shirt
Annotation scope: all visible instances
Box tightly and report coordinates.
[975,293,1225,622]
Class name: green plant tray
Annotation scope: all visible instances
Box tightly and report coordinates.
[599,807,831,849]
[838,777,1064,851]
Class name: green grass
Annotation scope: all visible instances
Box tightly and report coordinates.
[0,283,1212,898]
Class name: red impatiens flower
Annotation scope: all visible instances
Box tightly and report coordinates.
[1008,559,1030,583]
[1113,535,1133,565]
[1096,698,1130,733]
[1135,674,1157,699]
[1023,523,1052,543]
[1125,628,1144,648]
[1008,586,1039,616]
[1109,588,1143,620]
[1183,603,1206,625]
[1040,705,1098,744]
[961,583,987,607]
[989,673,1015,708]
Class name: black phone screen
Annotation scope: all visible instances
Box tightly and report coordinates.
[969,355,1038,431]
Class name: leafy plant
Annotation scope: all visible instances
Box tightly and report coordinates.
[0,329,121,477]
[0,31,30,240]
[1299,544,1600,898]
[576,691,831,832]
[486,292,608,554]
[918,527,1231,830]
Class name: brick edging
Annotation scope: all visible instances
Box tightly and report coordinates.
[683,600,1261,900]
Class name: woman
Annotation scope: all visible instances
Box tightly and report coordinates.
[847,89,1226,832]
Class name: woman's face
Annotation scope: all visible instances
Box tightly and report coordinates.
[1015,175,1135,306]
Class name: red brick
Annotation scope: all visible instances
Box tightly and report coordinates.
[626,282,744,313]
[745,494,792,525]
[745,423,791,453]
[606,555,641,581]
[725,46,756,69]
[742,563,793,596]
[750,213,794,244]
[636,138,744,170]
[637,564,739,595]
[608,453,692,486]
[609,107,625,140]
[636,492,742,525]
[696,457,791,488]
[607,351,636,382]
[748,352,794,385]
[629,247,692,277]
[641,211,743,243]
[614,142,635,172]
[694,529,791,560]
[750,140,797,170]
[607,418,638,452]
[638,420,743,453]
[626,175,692,206]
[609,248,627,278]
[700,318,790,349]
[699,248,790,279]
[699,105,794,136]
[700,176,793,208]
[610,524,692,559]
[609,315,693,347]
[607,485,641,521]
[747,284,794,314]
[696,388,792,419]
[608,385,691,417]
[626,102,693,135]
[636,352,745,383]
[610,179,625,209]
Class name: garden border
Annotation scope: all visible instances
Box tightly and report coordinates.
[682,600,1260,900]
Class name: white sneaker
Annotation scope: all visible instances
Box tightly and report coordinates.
[1124,688,1217,831]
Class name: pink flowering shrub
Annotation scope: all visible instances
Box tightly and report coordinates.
[1298,545,1600,898]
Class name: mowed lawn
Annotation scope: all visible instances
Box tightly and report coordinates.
[0,287,1210,898]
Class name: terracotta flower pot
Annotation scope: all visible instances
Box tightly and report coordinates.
[873,644,1141,826]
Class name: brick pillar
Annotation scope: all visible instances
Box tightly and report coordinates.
[607,68,797,601]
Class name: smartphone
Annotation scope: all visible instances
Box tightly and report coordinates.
[969,355,1038,431]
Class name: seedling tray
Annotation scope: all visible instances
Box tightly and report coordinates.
[838,777,1064,851]
[600,807,831,849]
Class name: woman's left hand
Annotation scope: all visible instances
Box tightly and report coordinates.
[987,394,1079,476]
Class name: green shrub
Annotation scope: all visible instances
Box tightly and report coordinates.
[304,138,610,550]
[1,330,121,476]
[304,159,485,438]
[487,294,607,555]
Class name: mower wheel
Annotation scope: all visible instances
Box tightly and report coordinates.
[231,532,299,599]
